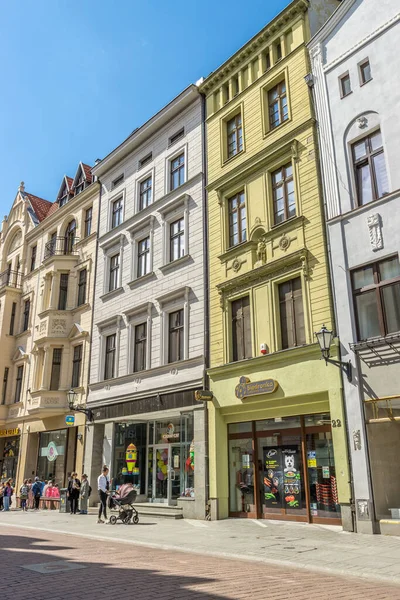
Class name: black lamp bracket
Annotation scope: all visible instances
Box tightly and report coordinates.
[323,356,352,382]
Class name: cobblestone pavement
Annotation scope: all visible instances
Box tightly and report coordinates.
[1,525,400,600]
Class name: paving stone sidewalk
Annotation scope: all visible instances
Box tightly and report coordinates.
[1,509,400,586]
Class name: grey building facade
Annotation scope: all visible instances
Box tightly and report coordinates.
[84,85,208,519]
[309,0,400,533]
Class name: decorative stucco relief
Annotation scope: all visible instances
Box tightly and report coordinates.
[367,213,383,251]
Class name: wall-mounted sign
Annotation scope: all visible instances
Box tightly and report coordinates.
[0,428,20,438]
[65,415,75,426]
[235,376,278,400]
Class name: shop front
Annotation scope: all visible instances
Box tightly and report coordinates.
[85,390,206,519]
[36,428,76,488]
[112,414,195,504]
[207,346,352,529]
[228,414,340,524]
[0,428,20,481]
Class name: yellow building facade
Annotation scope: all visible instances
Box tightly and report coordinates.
[200,0,352,528]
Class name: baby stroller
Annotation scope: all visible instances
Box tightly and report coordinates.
[107,483,139,525]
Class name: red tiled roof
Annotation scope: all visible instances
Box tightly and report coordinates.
[25,193,53,222]
[66,176,74,191]
[46,203,59,217]
[82,163,93,184]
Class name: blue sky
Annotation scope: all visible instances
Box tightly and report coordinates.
[0,0,288,213]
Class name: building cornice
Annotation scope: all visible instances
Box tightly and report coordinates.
[199,0,308,96]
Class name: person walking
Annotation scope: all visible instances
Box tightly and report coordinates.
[19,480,29,511]
[2,480,13,511]
[97,465,109,524]
[79,474,90,515]
[67,472,80,514]
[31,477,42,510]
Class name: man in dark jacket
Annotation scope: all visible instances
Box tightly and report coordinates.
[31,477,42,510]
[67,473,81,514]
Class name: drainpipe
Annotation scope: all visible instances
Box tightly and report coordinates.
[200,91,211,515]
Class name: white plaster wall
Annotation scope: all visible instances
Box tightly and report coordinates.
[89,96,205,404]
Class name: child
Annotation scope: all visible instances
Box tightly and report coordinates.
[19,480,29,511]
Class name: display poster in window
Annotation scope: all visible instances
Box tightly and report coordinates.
[282,446,301,509]
[263,447,283,507]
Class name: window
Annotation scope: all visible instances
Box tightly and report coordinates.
[228,192,246,247]
[139,153,152,169]
[170,153,185,190]
[227,114,243,158]
[352,257,400,340]
[50,348,62,391]
[111,198,123,229]
[352,130,389,206]
[222,84,230,104]
[340,73,351,98]
[112,174,124,189]
[233,75,239,97]
[6,263,11,285]
[133,323,147,372]
[75,173,85,195]
[58,274,69,310]
[65,220,76,253]
[84,207,93,237]
[15,366,23,403]
[22,299,30,331]
[169,128,185,147]
[137,237,151,277]
[59,187,69,207]
[9,302,16,335]
[2,367,9,405]
[272,163,296,224]
[139,176,152,210]
[268,81,288,129]
[168,309,184,363]
[77,269,87,306]
[359,60,372,85]
[170,218,185,261]
[71,345,83,388]
[49,231,57,256]
[104,333,116,380]
[30,246,37,272]
[276,41,282,61]
[231,296,252,361]
[109,254,120,292]
[279,277,305,349]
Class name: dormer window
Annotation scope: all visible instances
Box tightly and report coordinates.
[59,186,69,207]
[75,173,86,195]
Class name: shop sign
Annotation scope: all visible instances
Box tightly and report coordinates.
[235,376,278,400]
[307,451,317,468]
[162,423,179,441]
[65,415,75,426]
[46,441,59,462]
[0,428,20,438]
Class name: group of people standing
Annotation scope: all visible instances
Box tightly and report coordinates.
[67,472,91,514]
[1,476,49,511]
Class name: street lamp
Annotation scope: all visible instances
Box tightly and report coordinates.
[67,388,94,422]
[314,325,352,382]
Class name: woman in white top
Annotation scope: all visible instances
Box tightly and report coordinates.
[97,465,109,523]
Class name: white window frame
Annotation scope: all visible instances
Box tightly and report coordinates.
[101,235,125,296]
[165,143,188,194]
[128,215,155,283]
[135,167,155,213]
[158,194,190,267]
[108,189,126,231]
[124,302,152,374]
[157,286,190,365]
[97,315,122,382]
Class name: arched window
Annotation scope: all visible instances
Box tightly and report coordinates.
[64,220,76,254]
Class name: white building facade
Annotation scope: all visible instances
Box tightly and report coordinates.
[310,0,400,534]
[85,85,207,518]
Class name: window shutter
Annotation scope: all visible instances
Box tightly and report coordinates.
[292,278,305,345]
[242,297,252,359]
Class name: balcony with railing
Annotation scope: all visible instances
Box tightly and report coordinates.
[0,269,22,291]
[43,236,80,261]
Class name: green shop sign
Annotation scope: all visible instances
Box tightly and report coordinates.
[235,376,278,400]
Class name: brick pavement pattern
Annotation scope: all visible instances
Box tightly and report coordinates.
[1,526,400,600]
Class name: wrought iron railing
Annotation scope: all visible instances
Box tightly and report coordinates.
[44,236,80,260]
[0,269,22,290]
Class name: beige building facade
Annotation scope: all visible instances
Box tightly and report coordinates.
[0,165,99,491]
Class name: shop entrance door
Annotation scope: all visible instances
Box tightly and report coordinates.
[150,444,182,505]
